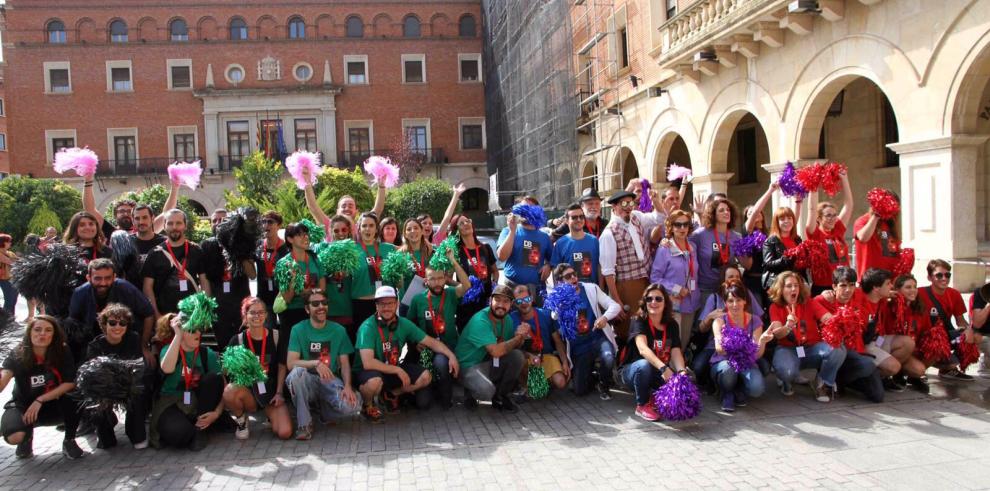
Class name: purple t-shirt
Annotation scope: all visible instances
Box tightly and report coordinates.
[689,227,742,292]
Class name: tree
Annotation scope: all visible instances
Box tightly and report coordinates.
[224,151,283,211]
[0,176,81,246]
[383,178,455,222]
[313,167,375,215]
[27,203,62,236]
[387,132,427,184]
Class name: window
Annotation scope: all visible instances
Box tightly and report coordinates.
[294,119,317,152]
[114,135,137,164]
[349,128,370,153]
[0,135,6,151]
[344,120,374,167]
[666,0,677,19]
[106,61,133,92]
[402,54,425,84]
[0,99,4,116]
[230,17,248,40]
[227,121,250,163]
[406,126,427,154]
[47,20,66,44]
[403,15,421,38]
[459,54,481,82]
[173,133,196,161]
[459,15,476,38]
[168,59,192,89]
[292,62,313,82]
[459,118,485,150]
[288,16,305,39]
[618,27,629,69]
[51,137,75,160]
[345,56,368,84]
[170,19,188,41]
[346,16,363,38]
[109,19,128,43]
[225,64,245,84]
[47,65,71,93]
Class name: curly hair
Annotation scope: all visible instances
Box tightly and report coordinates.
[664,210,694,239]
[767,271,810,306]
[97,303,133,331]
[636,283,674,322]
[702,197,739,230]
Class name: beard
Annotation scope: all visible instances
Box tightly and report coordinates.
[116,217,133,230]
[167,230,184,242]
[491,306,508,319]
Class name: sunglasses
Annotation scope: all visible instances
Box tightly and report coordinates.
[934,272,951,280]
[308,300,328,307]
[645,296,665,303]
[514,296,532,305]
[105,319,126,327]
[671,221,691,229]
[568,215,586,221]
[562,272,576,280]
[618,201,636,209]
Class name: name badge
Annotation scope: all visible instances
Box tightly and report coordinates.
[257,382,267,395]
[179,280,189,292]
[493,357,500,368]
[268,279,274,291]
[875,336,885,347]
[796,346,806,358]
[183,391,191,405]
[688,279,697,290]
[223,281,231,293]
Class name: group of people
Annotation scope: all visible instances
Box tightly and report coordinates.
[1,168,989,461]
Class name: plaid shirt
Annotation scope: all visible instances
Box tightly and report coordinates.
[606,213,650,281]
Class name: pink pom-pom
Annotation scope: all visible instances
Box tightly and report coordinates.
[666,163,692,183]
[53,147,99,176]
[364,155,400,188]
[167,161,202,190]
[285,150,322,190]
[867,187,900,220]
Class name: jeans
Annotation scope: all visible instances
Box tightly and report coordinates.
[286,367,362,427]
[837,350,884,403]
[620,360,660,406]
[461,350,525,401]
[0,280,16,315]
[571,338,616,396]
[773,342,847,389]
[691,347,714,386]
[712,360,765,398]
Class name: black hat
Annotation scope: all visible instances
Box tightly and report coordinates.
[491,284,514,300]
[579,188,601,202]
[606,190,637,205]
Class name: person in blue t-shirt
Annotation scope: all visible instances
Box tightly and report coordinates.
[509,285,569,392]
[497,205,552,300]
[551,204,602,288]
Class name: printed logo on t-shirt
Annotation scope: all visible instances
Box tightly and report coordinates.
[523,240,541,267]
[309,342,331,365]
[825,239,847,264]
[577,310,590,335]
[179,365,203,391]
[572,252,593,280]
[30,375,46,388]
[711,242,724,268]
[879,230,899,257]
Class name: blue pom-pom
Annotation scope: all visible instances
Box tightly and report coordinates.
[462,276,484,304]
[721,325,758,372]
[652,372,702,421]
[732,231,767,258]
[543,285,581,341]
[511,203,547,228]
[779,162,808,199]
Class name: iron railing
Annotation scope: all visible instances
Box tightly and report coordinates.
[337,148,446,169]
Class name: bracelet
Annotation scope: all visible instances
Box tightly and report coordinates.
[33,399,43,405]
[84,183,93,188]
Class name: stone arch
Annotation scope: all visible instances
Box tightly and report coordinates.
[372,13,393,37]
[136,16,157,41]
[186,199,209,217]
[652,131,693,184]
[256,14,278,40]
[315,14,334,39]
[75,17,98,43]
[708,107,771,175]
[708,109,772,208]
[429,13,451,37]
[607,147,638,192]
[579,160,598,193]
[947,33,990,134]
[196,16,219,41]
[698,80,782,169]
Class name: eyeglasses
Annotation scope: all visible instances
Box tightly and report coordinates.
[618,201,636,209]
[645,296,665,303]
[671,221,691,229]
[934,272,951,280]
[821,213,838,219]
[562,272,576,280]
[458,218,473,226]
[247,310,267,317]
[568,215,586,221]
[105,319,126,327]
[308,300,328,307]
[262,219,277,225]
[514,296,532,305]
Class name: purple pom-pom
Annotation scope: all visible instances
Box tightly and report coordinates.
[462,276,484,304]
[638,179,653,212]
[778,162,808,199]
[652,373,702,421]
[721,325,758,372]
[543,285,580,341]
[731,231,767,258]
[511,203,547,228]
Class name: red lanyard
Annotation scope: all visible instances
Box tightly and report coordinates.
[788,304,804,344]
[713,229,730,264]
[263,238,282,277]
[427,289,445,322]
[647,317,669,362]
[726,312,749,332]
[166,241,189,279]
[530,313,543,353]
[377,322,395,364]
[292,250,312,288]
[246,330,268,372]
[414,250,427,277]
[676,239,694,280]
[491,316,506,343]
[586,219,599,237]
[179,347,199,391]
[362,242,382,280]
[34,355,63,389]
[463,245,486,277]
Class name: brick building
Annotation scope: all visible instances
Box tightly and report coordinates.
[1,0,490,214]
[0,64,7,176]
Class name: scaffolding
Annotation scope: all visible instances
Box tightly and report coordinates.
[482,0,580,211]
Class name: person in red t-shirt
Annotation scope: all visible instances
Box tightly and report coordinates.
[919,259,979,381]
[890,274,933,392]
[853,191,901,279]
[806,171,853,296]
[767,272,844,403]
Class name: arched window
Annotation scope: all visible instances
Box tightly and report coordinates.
[169,18,188,41]
[288,16,305,39]
[403,15,421,38]
[346,16,363,38]
[459,15,476,38]
[109,19,128,43]
[47,20,66,44]
[229,17,248,40]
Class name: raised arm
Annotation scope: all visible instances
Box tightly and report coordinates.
[436,183,466,241]
[746,181,778,233]
[83,175,107,229]
[837,171,854,225]
[303,169,330,226]
[371,184,387,217]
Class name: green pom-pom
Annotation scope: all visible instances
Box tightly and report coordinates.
[274,254,305,292]
[318,239,363,276]
[429,236,461,272]
[221,345,268,387]
[527,365,550,400]
[177,292,218,332]
[381,251,415,287]
[299,218,325,245]
[419,347,439,380]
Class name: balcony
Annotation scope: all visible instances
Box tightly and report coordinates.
[337,148,446,170]
[96,157,200,177]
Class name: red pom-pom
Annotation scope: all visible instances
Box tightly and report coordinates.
[819,162,846,197]
[795,165,824,194]
[884,294,911,336]
[917,323,951,363]
[893,248,915,276]
[867,187,900,220]
[822,305,865,348]
[958,339,980,371]
[783,239,831,282]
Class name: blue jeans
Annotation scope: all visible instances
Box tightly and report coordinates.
[773,342,847,389]
[712,360,765,398]
[0,280,16,315]
[572,338,616,395]
[286,367,362,427]
[620,360,660,406]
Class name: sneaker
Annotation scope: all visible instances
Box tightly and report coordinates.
[382,392,401,413]
[234,414,249,440]
[361,404,384,423]
[463,396,478,411]
[939,367,975,381]
[814,380,833,403]
[734,390,748,407]
[720,392,736,413]
[294,425,313,441]
[96,434,118,449]
[76,419,96,437]
[892,373,908,389]
[907,376,930,394]
[635,404,661,422]
[15,432,33,459]
[778,379,794,396]
[883,377,906,392]
[497,395,519,414]
[62,439,84,459]
[597,382,612,401]
[133,440,149,450]
[188,431,207,451]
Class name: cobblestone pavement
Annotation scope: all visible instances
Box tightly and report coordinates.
[1,304,989,490]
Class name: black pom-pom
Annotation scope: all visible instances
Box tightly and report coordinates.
[216,207,262,276]
[11,243,87,310]
[75,356,145,409]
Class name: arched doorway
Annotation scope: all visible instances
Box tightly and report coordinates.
[798,77,902,224]
[653,133,693,211]
[613,147,638,192]
[186,199,208,217]
[461,187,491,228]
[579,160,598,194]
[711,112,771,212]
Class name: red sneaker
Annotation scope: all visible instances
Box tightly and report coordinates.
[635,404,661,422]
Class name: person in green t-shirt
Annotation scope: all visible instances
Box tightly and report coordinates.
[351,212,398,336]
[454,285,530,413]
[277,222,327,357]
[353,286,459,422]
[284,289,361,440]
[324,215,363,338]
[405,253,471,409]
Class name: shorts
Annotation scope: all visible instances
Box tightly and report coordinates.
[866,340,893,366]
[353,362,427,392]
[540,354,564,378]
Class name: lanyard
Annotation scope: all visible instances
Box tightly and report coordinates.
[263,238,282,277]
[246,330,268,372]
[427,288,445,323]
[713,229,730,264]
[376,321,395,364]
[34,355,63,388]
[491,316,506,342]
[414,250,427,277]
[463,244,486,277]
[647,317,669,362]
[362,242,382,280]
[726,311,749,333]
[292,250,312,288]
[529,313,543,353]
[676,239,694,282]
[788,304,805,345]
[166,241,189,280]
[179,347,199,391]
[586,219,599,237]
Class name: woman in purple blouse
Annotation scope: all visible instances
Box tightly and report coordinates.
[650,210,700,349]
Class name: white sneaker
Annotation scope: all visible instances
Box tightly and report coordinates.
[133,440,149,450]
[234,414,249,440]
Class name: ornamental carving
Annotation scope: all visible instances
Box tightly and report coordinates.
[258,56,281,81]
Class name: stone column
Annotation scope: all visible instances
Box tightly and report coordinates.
[690,172,734,197]
[888,135,990,290]
[321,108,337,165]
[203,112,219,170]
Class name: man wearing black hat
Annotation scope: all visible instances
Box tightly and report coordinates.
[454,285,531,412]
[551,188,606,241]
[599,190,655,341]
